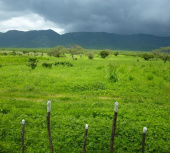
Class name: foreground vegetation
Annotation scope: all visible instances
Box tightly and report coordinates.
[0,49,170,153]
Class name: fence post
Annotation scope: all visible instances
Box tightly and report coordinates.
[142,127,147,153]
[83,124,88,153]
[110,101,118,153]
[47,101,53,153]
[21,119,25,153]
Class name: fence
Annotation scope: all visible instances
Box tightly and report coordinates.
[0,101,148,153]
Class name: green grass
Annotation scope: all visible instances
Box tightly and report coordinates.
[0,53,170,152]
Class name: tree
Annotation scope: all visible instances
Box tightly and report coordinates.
[114,51,119,56]
[141,53,154,61]
[48,46,66,57]
[100,50,109,58]
[152,47,170,63]
[68,45,84,60]
[27,57,38,69]
[10,51,16,55]
[23,50,27,54]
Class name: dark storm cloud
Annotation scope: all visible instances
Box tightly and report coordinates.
[1,0,170,36]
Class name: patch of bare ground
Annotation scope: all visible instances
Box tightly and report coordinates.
[97,96,121,100]
[14,97,44,102]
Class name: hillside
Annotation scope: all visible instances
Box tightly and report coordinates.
[0,29,170,50]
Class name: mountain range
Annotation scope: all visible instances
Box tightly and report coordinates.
[0,29,170,51]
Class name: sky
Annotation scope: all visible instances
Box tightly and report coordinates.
[0,0,170,36]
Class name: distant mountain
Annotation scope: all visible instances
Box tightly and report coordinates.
[0,29,170,51]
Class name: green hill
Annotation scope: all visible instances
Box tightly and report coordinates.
[0,30,170,50]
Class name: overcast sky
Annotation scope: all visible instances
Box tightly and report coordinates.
[0,0,170,36]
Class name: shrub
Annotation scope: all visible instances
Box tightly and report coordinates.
[42,63,52,68]
[129,75,134,81]
[114,51,119,56]
[159,54,170,63]
[10,51,17,55]
[87,52,94,59]
[23,50,27,54]
[108,64,118,82]
[141,53,154,60]
[2,52,7,56]
[100,50,109,58]
[54,61,73,67]
[147,75,154,80]
[27,58,38,69]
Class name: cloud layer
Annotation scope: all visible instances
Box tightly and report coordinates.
[0,0,170,36]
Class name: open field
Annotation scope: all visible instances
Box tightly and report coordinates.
[0,51,170,152]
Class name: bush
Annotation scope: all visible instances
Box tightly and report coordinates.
[108,64,118,82]
[10,51,17,55]
[2,52,7,56]
[48,46,66,57]
[129,75,134,81]
[141,53,154,60]
[54,61,73,67]
[159,54,170,63]
[147,75,154,80]
[42,63,52,68]
[23,50,27,54]
[114,51,119,56]
[100,50,109,58]
[87,52,94,59]
[27,58,38,69]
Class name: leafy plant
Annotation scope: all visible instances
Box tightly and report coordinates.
[27,57,38,69]
[108,63,118,82]
[141,53,154,60]
[129,75,134,81]
[54,61,73,67]
[87,52,94,59]
[48,46,66,57]
[42,63,52,68]
[100,50,109,58]
[114,51,119,56]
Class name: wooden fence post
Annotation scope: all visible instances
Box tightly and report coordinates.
[110,101,118,153]
[21,119,25,153]
[83,124,88,153]
[47,101,53,153]
[142,127,147,153]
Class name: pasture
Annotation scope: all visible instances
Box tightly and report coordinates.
[0,51,170,152]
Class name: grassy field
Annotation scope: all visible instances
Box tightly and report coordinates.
[0,52,170,153]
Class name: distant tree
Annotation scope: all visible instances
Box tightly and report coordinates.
[10,51,16,55]
[100,50,110,58]
[48,46,66,57]
[2,52,7,56]
[27,57,38,69]
[114,51,119,56]
[141,53,154,61]
[152,47,170,63]
[23,51,26,54]
[68,45,84,60]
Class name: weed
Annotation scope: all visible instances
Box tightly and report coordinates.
[108,63,118,82]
